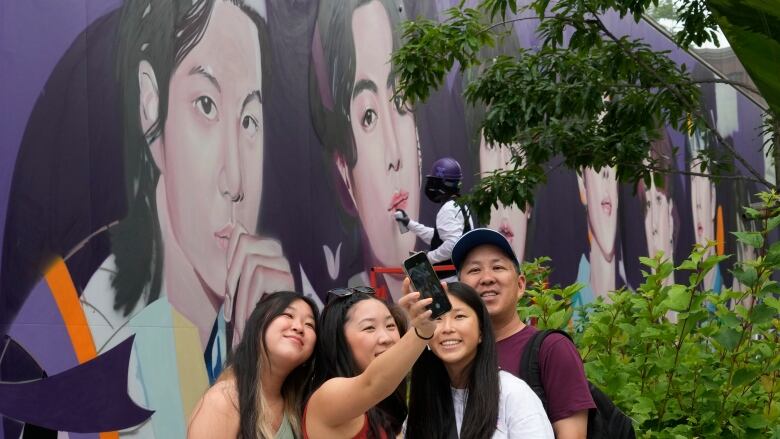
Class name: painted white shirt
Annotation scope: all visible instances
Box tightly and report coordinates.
[452,371,555,438]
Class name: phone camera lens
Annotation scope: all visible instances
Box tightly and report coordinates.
[435,303,440,308]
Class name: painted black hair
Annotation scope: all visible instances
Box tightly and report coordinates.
[406,282,500,439]
[311,292,407,439]
[111,0,271,316]
[309,0,404,170]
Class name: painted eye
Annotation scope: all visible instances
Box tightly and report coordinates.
[194,96,218,120]
[362,109,378,128]
[394,95,411,115]
[242,114,259,138]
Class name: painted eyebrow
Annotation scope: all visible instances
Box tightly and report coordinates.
[241,90,262,114]
[352,78,378,100]
[189,65,221,93]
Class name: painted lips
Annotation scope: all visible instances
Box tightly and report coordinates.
[387,190,409,212]
[601,198,613,216]
[499,222,514,243]
[214,223,234,251]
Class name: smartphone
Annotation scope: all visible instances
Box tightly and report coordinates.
[403,252,452,319]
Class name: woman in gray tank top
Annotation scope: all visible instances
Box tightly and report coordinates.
[189,292,319,438]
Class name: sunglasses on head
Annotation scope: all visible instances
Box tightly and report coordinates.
[325,286,376,305]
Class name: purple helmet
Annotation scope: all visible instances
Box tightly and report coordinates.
[427,157,462,181]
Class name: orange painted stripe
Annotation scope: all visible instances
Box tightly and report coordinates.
[45,259,120,438]
[45,258,97,363]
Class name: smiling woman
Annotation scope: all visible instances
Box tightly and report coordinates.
[304,282,436,439]
[188,292,319,439]
[406,282,554,439]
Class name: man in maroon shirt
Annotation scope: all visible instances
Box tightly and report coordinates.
[452,228,595,438]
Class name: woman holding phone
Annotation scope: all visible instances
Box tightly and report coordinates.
[304,281,436,438]
[405,282,554,439]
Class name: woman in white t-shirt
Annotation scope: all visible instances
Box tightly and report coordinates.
[405,282,554,438]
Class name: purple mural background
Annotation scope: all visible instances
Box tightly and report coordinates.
[0,0,770,436]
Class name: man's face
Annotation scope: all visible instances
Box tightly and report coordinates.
[458,244,525,322]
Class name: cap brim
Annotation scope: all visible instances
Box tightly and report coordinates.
[452,228,519,273]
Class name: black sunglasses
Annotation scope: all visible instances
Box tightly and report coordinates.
[325,286,376,305]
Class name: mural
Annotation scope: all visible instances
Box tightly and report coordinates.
[0,0,770,436]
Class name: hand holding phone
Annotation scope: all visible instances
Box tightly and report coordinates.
[403,252,452,319]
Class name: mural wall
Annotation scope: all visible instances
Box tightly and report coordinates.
[0,0,770,436]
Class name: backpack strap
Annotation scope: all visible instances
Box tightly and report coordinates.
[518,329,574,413]
[458,203,473,232]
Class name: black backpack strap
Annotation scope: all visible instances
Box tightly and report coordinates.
[458,203,473,232]
[519,329,574,413]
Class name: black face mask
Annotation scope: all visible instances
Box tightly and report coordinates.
[425,185,448,203]
[425,177,458,203]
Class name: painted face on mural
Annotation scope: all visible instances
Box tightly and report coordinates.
[346,0,420,268]
[690,170,716,247]
[158,1,264,296]
[581,166,618,261]
[643,179,674,260]
[479,135,530,263]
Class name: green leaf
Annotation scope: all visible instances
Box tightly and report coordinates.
[744,413,769,429]
[663,285,692,311]
[732,367,759,387]
[765,296,780,312]
[767,214,780,232]
[714,327,741,350]
[749,303,776,325]
[733,266,758,288]
[732,231,764,249]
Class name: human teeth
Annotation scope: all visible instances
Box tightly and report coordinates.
[441,340,460,346]
[481,292,497,297]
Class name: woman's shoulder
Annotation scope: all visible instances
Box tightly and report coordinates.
[194,377,239,420]
[188,376,240,437]
[498,370,538,401]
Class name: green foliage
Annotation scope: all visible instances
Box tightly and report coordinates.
[647,0,677,22]
[392,0,772,224]
[521,191,780,438]
[708,0,780,117]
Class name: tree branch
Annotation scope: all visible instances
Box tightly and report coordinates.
[622,163,767,183]
[691,78,762,97]
[589,13,776,190]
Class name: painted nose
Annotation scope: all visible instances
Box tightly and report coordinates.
[383,99,402,174]
[218,127,243,202]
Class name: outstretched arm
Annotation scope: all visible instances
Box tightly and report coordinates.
[306,279,439,436]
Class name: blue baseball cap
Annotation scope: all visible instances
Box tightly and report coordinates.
[452,228,519,273]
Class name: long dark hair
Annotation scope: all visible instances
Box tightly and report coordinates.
[224,291,319,439]
[111,0,271,316]
[312,293,407,439]
[406,282,500,439]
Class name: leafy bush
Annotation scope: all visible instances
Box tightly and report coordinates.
[522,191,780,438]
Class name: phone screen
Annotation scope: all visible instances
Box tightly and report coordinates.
[403,252,452,319]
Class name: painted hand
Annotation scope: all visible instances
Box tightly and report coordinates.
[225,223,294,347]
